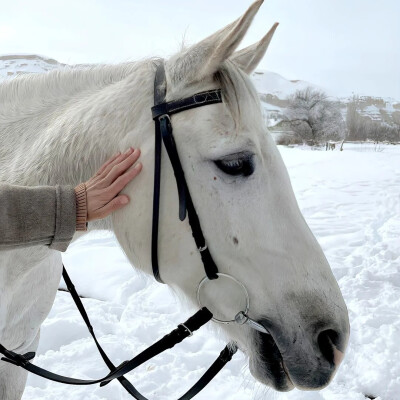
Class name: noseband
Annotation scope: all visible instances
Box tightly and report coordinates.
[0,60,268,399]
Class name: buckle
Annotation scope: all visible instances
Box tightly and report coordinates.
[178,323,193,337]
[158,114,171,123]
[198,245,208,253]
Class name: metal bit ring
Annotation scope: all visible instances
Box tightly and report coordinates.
[196,273,250,324]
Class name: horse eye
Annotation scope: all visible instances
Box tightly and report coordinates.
[214,154,255,177]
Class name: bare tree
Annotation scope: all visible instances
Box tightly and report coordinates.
[286,87,345,145]
[346,95,367,141]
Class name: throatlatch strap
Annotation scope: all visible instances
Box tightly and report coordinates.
[151,61,221,283]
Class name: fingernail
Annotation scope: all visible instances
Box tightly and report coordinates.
[125,148,133,154]
[134,162,142,170]
[121,197,129,204]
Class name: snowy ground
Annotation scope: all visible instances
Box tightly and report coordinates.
[23,144,400,400]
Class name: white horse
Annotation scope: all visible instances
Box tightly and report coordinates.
[0,1,349,398]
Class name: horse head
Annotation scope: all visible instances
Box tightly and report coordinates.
[114,0,349,392]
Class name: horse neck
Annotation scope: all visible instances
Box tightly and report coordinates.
[0,61,156,190]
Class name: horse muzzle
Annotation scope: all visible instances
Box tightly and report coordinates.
[250,315,350,391]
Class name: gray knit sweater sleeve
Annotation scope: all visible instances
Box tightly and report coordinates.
[0,183,76,252]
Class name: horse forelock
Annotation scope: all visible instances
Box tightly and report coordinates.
[214,61,262,130]
[165,53,262,133]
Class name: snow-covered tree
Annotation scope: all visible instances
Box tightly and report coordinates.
[286,87,345,145]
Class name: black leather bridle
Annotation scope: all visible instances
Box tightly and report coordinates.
[151,61,222,284]
[0,60,238,400]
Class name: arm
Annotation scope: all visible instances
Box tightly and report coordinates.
[0,184,75,251]
[0,147,142,252]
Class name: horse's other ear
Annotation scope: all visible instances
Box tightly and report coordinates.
[230,22,279,74]
[168,0,263,85]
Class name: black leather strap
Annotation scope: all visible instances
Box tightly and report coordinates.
[151,102,164,283]
[0,282,213,389]
[159,116,187,221]
[150,61,221,283]
[1,339,236,400]
[99,306,213,386]
[62,267,145,398]
[151,89,222,120]
[177,344,238,400]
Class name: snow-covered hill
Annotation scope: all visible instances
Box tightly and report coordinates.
[0,54,65,80]
[251,70,318,99]
[250,70,323,128]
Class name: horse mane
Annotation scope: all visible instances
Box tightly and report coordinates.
[0,60,154,117]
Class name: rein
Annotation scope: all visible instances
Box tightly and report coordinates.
[0,60,267,399]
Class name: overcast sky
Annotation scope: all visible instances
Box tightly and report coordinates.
[1,0,399,99]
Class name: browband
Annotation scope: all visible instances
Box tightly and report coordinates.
[151,89,222,120]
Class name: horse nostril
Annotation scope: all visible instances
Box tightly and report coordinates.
[317,329,341,366]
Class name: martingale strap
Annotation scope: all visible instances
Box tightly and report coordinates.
[151,61,221,283]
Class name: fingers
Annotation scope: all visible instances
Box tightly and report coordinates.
[85,146,142,222]
[102,147,135,178]
[107,162,143,198]
[102,148,141,186]
[90,195,130,220]
[95,151,122,176]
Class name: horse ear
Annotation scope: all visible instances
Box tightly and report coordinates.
[230,22,279,74]
[169,0,264,85]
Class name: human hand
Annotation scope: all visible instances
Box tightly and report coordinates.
[74,148,142,228]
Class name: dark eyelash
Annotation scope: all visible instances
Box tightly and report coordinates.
[214,154,255,177]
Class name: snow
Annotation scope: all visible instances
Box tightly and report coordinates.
[251,70,322,99]
[0,54,64,80]
[22,144,400,400]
